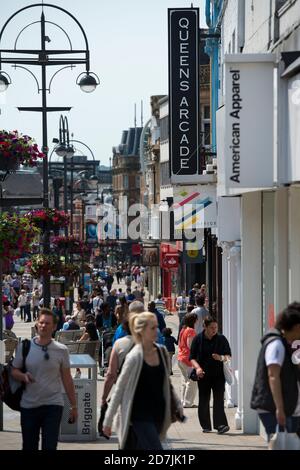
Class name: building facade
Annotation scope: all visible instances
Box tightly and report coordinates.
[207,0,300,434]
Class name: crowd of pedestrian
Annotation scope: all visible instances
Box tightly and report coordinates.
[4,265,300,450]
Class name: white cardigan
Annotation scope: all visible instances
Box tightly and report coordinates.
[103,343,176,449]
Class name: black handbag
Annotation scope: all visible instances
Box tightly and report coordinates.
[189,368,199,381]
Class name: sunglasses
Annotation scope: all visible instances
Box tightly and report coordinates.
[42,345,49,360]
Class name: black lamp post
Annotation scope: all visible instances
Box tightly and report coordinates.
[0,3,99,310]
[0,3,99,432]
[53,115,75,315]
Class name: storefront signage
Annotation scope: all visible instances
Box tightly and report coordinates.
[86,220,98,244]
[224,54,275,189]
[142,246,159,266]
[168,8,200,184]
[161,253,179,269]
[173,185,217,231]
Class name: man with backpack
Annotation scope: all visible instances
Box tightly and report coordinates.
[11,308,77,450]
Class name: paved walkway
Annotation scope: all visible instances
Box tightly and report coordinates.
[0,280,267,450]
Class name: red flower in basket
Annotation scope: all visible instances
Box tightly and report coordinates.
[25,208,69,230]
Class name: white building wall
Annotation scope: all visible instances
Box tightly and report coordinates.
[160,100,168,119]
[262,192,275,331]
[278,0,300,39]
[219,0,244,103]
[274,187,289,314]
[243,0,274,52]
[160,142,169,163]
[217,0,300,437]
[288,186,300,302]
[241,192,262,434]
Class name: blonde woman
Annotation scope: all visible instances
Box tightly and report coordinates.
[103,312,183,449]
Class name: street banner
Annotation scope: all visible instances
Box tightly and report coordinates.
[173,185,217,235]
[168,8,200,184]
[183,245,204,264]
[86,221,98,244]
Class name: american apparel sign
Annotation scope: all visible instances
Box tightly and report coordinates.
[224,54,275,189]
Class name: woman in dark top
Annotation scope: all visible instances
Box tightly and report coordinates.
[190,316,231,434]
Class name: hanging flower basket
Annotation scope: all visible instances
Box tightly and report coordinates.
[0,154,19,171]
[25,208,69,231]
[0,213,40,261]
[26,254,62,278]
[62,263,80,278]
[0,130,45,171]
[51,235,88,254]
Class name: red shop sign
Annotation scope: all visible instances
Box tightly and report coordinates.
[161,253,179,269]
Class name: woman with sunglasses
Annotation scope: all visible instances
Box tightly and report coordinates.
[11,308,77,450]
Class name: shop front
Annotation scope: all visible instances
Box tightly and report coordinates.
[160,243,179,312]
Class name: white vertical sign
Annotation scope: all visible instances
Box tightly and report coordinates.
[225,54,275,188]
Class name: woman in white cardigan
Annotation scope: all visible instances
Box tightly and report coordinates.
[103,311,182,449]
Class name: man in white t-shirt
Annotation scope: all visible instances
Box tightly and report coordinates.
[191,296,209,334]
[251,302,300,443]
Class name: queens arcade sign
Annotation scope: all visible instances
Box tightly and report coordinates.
[168,8,200,184]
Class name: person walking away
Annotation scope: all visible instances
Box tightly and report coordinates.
[188,284,199,306]
[103,312,183,449]
[251,302,300,445]
[177,313,198,408]
[148,301,166,333]
[176,291,189,329]
[74,321,99,379]
[107,289,118,313]
[191,296,209,334]
[11,308,78,450]
[52,298,65,334]
[31,287,40,321]
[190,316,231,434]
[162,328,177,375]
[18,289,27,321]
[155,293,166,313]
[3,300,14,331]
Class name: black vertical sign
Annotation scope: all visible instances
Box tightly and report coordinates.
[168,8,200,183]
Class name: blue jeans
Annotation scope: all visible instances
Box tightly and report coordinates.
[21,405,63,450]
[258,413,300,440]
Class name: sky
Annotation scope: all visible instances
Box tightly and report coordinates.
[0,0,207,166]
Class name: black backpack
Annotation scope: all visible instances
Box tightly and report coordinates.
[0,339,31,411]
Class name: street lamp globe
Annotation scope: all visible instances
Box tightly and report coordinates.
[89,174,99,181]
[77,72,99,93]
[0,71,11,92]
[65,145,75,158]
[55,143,67,157]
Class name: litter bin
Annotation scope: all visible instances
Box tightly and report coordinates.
[59,354,97,441]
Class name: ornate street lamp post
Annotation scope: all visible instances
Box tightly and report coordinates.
[0,2,99,431]
[0,3,99,309]
[54,115,75,315]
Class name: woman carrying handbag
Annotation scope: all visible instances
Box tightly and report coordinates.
[102,312,184,449]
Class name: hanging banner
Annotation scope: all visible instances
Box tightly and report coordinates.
[183,246,204,264]
[168,8,200,184]
[86,220,98,245]
[224,54,275,189]
[173,185,216,234]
